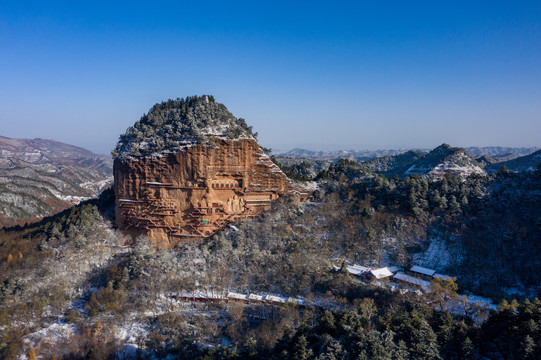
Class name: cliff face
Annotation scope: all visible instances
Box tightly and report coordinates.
[114,137,295,247]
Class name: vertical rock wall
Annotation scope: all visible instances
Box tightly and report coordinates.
[114,138,294,247]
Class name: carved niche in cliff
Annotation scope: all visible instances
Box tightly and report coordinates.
[114,137,302,247]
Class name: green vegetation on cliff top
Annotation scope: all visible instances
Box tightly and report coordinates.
[112,95,257,159]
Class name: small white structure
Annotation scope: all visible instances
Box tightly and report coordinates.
[227,292,248,301]
[264,295,287,303]
[367,267,394,280]
[248,294,264,301]
[346,264,370,277]
[287,297,305,306]
[145,181,172,186]
[410,265,437,277]
[393,272,432,293]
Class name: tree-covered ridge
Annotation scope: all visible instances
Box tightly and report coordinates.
[112,95,257,159]
[1,163,541,357]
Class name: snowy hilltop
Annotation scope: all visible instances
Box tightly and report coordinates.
[112,95,257,159]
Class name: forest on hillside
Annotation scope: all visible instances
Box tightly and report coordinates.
[112,96,257,159]
[0,159,540,358]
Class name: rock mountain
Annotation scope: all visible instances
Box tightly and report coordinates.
[113,96,308,248]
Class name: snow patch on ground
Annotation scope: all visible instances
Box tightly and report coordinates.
[441,294,496,324]
[429,163,485,179]
[115,320,149,344]
[79,176,114,192]
[465,294,497,311]
[413,236,452,271]
[301,181,318,191]
[54,194,91,204]
[24,322,76,348]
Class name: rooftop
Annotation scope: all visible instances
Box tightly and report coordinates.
[346,264,370,276]
[410,265,437,277]
[394,272,432,293]
[369,267,394,279]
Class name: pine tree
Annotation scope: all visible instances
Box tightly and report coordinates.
[293,335,312,360]
[520,335,535,360]
[461,337,474,359]
[394,340,410,360]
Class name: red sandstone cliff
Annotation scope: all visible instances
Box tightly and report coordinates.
[114,137,299,247]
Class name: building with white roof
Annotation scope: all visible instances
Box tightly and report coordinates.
[287,297,305,306]
[367,267,394,280]
[227,292,248,301]
[346,264,370,277]
[248,294,264,301]
[393,272,432,293]
[410,265,437,277]
[264,295,287,303]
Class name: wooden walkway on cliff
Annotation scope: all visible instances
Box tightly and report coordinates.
[119,180,291,239]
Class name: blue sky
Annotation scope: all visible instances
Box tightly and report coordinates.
[1,1,540,154]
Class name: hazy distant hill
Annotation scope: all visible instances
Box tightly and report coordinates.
[274,148,418,162]
[0,136,112,173]
[474,155,503,169]
[270,156,331,181]
[404,144,485,178]
[0,136,113,227]
[361,150,425,178]
[465,146,540,159]
[485,150,541,174]
[358,144,485,179]
[276,146,539,163]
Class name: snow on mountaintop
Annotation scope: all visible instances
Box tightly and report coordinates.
[356,144,486,179]
[275,146,539,163]
[465,146,540,159]
[275,148,420,162]
[113,95,257,159]
[404,144,485,179]
[0,135,112,173]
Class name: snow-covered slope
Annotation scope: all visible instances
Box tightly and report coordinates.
[485,150,541,174]
[405,144,485,179]
[0,136,113,226]
[274,148,422,162]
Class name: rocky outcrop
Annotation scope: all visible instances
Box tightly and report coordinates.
[114,137,304,247]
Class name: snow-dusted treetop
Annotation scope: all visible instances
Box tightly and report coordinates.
[112,95,257,159]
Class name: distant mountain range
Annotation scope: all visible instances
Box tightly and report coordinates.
[1,136,539,226]
[275,145,541,179]
[464,146,540,159]
[363,144,486,179]
[485,150,541,174]
[0,136,113,227]
[360,151,425,178]
[274,146,540,162]
[273,148,418,161]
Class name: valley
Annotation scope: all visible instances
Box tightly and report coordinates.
[0,136,113,228]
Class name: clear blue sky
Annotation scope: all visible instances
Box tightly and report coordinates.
[1,1,540,154]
